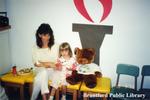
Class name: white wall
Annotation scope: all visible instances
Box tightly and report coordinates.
[0,0,11,75]
[0,31,11,75]
[100,0,150,89]
[5,0,150,89]
[0,0,6,11]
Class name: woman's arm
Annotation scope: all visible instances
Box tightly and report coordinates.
[34,62,44,67]
[33,61,56,68]
[38,61,56,68]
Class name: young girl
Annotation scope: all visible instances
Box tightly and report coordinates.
[49,42,77,100]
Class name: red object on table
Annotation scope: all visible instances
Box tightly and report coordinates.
[12,66,17,76]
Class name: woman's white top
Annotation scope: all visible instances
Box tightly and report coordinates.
[32,44,59,66]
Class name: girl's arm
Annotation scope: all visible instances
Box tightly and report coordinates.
[55,59,62,70]
[66,57,77,71]
[66,62,77,71]
[72,63,77,70]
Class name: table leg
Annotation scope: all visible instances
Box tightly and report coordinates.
[20,85,24,100]
[29,83,33,97]
[3,82,24,100]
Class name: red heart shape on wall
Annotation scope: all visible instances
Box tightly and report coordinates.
[74,0,112,23]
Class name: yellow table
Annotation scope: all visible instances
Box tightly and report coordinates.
[80,77,111,100]
[1,73,111,100]
[0,72,35,100]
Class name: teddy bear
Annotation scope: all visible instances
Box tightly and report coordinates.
[66,48,102,88]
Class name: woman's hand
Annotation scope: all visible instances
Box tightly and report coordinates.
[38,61,56,68]
[95,71,102,77]
[34,62,44,67]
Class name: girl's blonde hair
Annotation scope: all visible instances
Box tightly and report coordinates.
[59,42,73,57]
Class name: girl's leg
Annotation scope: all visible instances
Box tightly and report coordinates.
[49,87,56,100]
[42,94,47,100]
[49,71,61,100]
[61,85,67,100]
[62,85,66,95]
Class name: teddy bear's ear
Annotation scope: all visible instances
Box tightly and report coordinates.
[74,47,80,55]
[88,48,96,56]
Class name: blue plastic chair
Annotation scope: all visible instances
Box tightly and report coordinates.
[111,64,139,100]
[139,65,150,99]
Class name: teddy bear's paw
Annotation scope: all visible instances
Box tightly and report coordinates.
[66,77,77,85]
[72,70,78,76]
[85,82,96,88]
[84,75,97,88]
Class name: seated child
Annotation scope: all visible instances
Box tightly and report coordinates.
[49,42,77,100]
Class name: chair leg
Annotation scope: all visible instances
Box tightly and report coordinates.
[78,90,81,99]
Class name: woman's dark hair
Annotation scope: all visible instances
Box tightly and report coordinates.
[36,23,54,49]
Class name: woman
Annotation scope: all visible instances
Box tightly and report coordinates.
[31,23,59,100]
